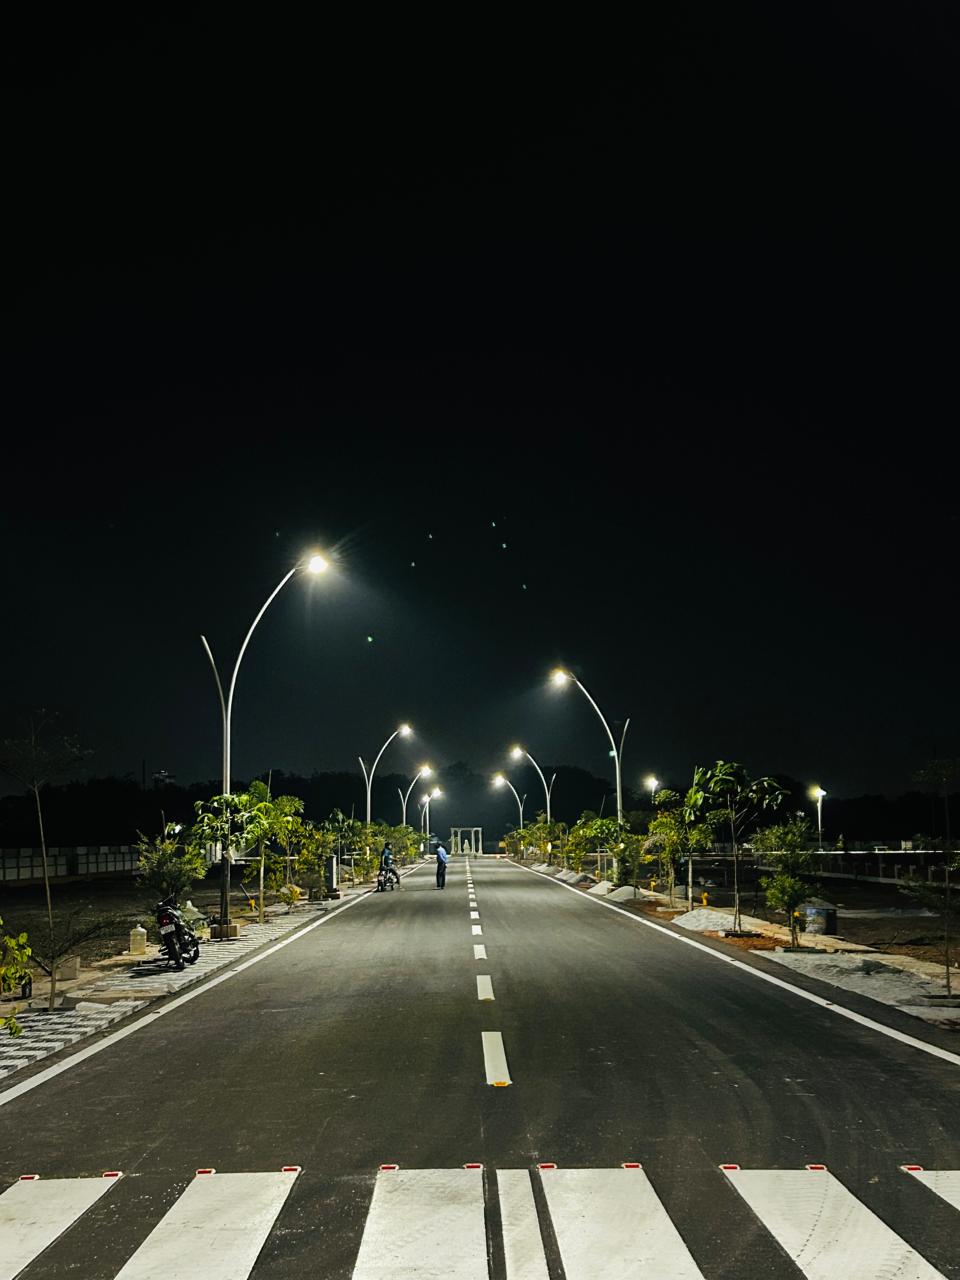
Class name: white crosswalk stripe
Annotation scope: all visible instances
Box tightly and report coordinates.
[541,1166,704,1278]
[0,1172,122,1280]
[0,1162,955,1277]
[722,1165,946,1279]
[114,1169,299,1279]
[497,1170,549,1280]
[902,1166,960,1213]
[351,1167,487,1279]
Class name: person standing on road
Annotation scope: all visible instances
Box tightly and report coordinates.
[435,839,449,889]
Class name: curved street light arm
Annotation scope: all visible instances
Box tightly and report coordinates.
[223,565,299,791]
[574,678,619,760]
[400,769,424,826]
[200,635,228,793]
[524,750,554,824]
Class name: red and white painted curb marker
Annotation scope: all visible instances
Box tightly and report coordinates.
[379,1163,399,1172]
[195,1168,216,1176]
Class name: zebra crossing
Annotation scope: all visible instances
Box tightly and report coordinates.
[1,1160,956,1278]
[0,906,328,1081]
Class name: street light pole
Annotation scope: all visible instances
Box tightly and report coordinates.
[510,746,555,823]
[551,669,629,826]
[421,787,441,845]
[398,766,432,827]
[359,724,412,829]
[493,774,526,830]
[201,552,328,933]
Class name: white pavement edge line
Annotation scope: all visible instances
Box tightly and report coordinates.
[510,861,960,1071]
[0,888,377,1110]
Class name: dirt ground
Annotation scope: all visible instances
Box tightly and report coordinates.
[604,877,957,971]
[0,876,289,970]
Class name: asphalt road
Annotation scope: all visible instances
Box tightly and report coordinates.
[1,857,959,1278]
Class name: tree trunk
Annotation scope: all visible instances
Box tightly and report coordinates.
[33,785,57,1012]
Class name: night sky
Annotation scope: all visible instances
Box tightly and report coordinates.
[3,9,958,817]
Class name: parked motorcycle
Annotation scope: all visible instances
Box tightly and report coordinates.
[375,865,396,892]
[155,894,201,970]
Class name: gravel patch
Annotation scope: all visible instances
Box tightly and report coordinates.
[763,950,959,1024]
[673,908,739,932]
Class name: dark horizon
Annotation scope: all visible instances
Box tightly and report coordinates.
[3,10,957,808]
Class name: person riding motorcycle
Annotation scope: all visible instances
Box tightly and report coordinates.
[379,842,401,889]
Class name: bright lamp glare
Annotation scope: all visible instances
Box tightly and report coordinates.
[432,787,442,798]
[399,724,412,737]
[420,765,433,778]
[809,785,827,800]
[510,746,523,760]
[550,669,569,686]
[493,774,505,787]
[307,554,329,574]
[645,774,659,793]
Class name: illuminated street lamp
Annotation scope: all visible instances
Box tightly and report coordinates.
[399,765,433,826]
[551,668,629,826]
[493,773,526,830]
[360,724,413,827]
[809,785,827,849]
[645,774,660,805]
[201,552,329,797]
[200,552,328,933]
[510,745,555,823]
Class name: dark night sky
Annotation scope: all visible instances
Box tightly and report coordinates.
[2,8,958,816]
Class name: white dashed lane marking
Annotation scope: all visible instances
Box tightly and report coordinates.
[477,976,495,1001]
[470,910,480,919]
[472,925,483,936]
[473,945,487,960]
[481,1032,511,1086]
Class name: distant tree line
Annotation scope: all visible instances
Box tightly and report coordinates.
[0,766,957,849]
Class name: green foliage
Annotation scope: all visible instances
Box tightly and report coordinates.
[1,916,32,1037]
[512,816,567,863]
[752,813,815,877]
[277,884,302,912]
[136,822,208,900]
[563,814,639,881]
[685,761,786,931]
[761,872,808,947]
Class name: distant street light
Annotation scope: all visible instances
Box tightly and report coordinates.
[809,785,827,849]
[551,668,629,826]
[420,786,442,845]
[493,773,526,830]
[200,552,329,934]
[645,774,660,805]
[399,765,433,826]
[360,724,413,828]
[510,745,555,823]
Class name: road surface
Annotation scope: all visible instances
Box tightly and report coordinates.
[1,857,959,1277]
